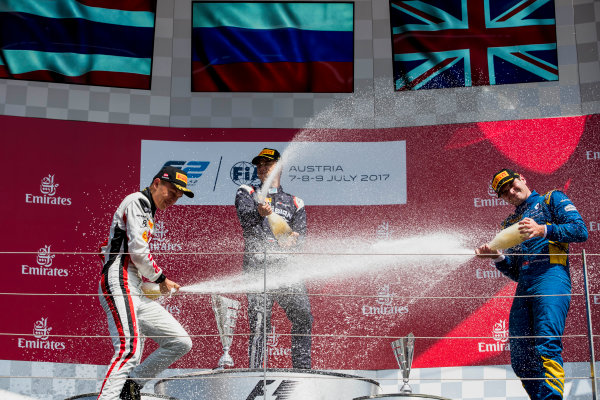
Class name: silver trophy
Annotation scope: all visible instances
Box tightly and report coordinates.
[391,333,415,394]
[211,294,241,369]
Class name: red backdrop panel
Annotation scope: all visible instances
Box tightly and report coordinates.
[0,114,598,370]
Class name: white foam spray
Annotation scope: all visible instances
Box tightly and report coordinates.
[181,232,474,296]
[256,81,385,201]
[192,81,477,298]
[255,141,313,202]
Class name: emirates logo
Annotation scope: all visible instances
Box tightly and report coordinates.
[21,244,69,277]
[266,325,291,358]
[362,284,408,316]
[26,174,72,206]
[376,221,393,240]
[153,221,168,243]
[492,320,509,343]
[478,319,510,352]
[40,175,59,196]
[18,317,66,351]
[36,245,55,268]
[33,317,52,340]
[375,284,394,306]
[266,325,280,348]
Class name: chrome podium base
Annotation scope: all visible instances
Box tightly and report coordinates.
[64,394,176,400]
[154,368,381,400]
[353,394,452,400]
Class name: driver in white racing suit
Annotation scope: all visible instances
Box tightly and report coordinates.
[97,166,194,400]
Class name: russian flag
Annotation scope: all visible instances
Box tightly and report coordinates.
[0,0,156,89]
[192,2,354,92]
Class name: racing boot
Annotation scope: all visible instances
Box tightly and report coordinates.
[119,379,141,400]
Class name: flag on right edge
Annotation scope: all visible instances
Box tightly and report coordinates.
[390,0,558,91]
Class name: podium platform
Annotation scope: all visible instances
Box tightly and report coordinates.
[154,368,381,400]
[353,394,452,400]
[64,394,176,400]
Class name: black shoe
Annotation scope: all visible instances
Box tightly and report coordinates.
[119,379,142,400]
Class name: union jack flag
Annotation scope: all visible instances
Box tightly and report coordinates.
[390,0,558,90]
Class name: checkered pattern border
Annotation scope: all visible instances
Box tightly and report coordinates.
[0,0,598,128]
[0,360,596,399]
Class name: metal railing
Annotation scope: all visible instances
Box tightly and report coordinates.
[0,249,597,400]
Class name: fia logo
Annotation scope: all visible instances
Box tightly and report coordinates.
[33,317,52,340]
[231,161,260,186]
[492,320,509,343]
[36,245,55,268]
[40,175,59,196]
[376,284,395,306]
[376,221,393,240]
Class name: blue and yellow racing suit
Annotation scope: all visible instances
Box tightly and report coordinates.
[494,190,588,399]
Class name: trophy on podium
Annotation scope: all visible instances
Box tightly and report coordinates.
[391,333,415,394]
[211,294,241,369]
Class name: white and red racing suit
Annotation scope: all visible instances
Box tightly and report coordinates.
[97,187,191,399]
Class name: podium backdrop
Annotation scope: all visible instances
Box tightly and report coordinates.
[1,113,599,370]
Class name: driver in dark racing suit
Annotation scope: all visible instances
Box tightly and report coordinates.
[235,148,313,369]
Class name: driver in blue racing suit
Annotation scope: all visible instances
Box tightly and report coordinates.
[476,169,588,400]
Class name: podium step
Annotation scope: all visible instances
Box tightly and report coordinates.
[65,394,176,400]
[154,368,381,400]
[354,394,452,400]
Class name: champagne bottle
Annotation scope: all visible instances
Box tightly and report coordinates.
[141,282,162,300]
[257,192,293,244]
[488,222,527,250]
[266,212,293,243]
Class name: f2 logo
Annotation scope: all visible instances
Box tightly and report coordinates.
[163,161,210,179]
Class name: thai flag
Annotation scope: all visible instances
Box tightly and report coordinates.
[0,0,156,89]
[192,2,354,93]
[390,0,558,90]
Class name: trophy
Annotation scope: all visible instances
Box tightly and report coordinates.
[391,333,415,394]
[211,294,241,369]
